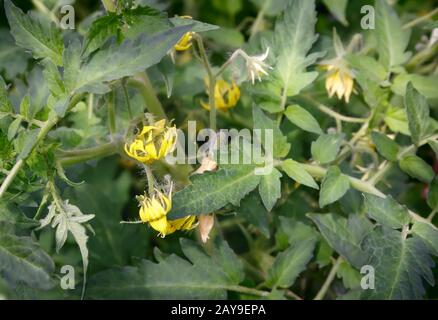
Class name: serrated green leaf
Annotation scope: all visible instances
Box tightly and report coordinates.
[54,96,70,117]
[73,25,192,94]
[275,217,318,251]
[87,238,244,299]
[0,222,55,290]
[399,154,434,184]
[284,104,322,134]
[0,29,29,79]
[371,131,400,162]
[169,164,261,219]
[271,0,323,101]
[375,0,411,73]
[7,117,21,141]
[384,105,410,136]
[361,226,435,299]
[17,128,39,160]
[322,0,349,26]
[363,194,410,229]
[411,221,438,256]
[253,105,290,158]
[307,213,372,268]
[259,168,282,211]
[236,191,269,238]
[281,159,319,190]
[404,82,430,145]
[170,16,219,33]
[311,133,344,164]
[337,261,361,289]
[392,73,438,99]
[319,166,350,207]
[266,238,316,288]
[5,0,64,66]
[83,13,121,56]
[42,59,65,97]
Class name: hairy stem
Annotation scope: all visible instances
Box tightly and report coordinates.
[314,257,343,300]
[225,285,270,297]
[403,7,438,29]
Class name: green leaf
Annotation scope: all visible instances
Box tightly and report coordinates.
[307,213,372,268]
[0,29,29,79]
[236,191,269,238]
[281,159,319,190]
[361,226,435,299]
[169,164,261,219]
[404,82,430,145]
[73,25,193,94]
[275,217,318,251]
[170,16,218,33]
[322,0,349,26]
[259,168,282,211]
[375,0,411,73]
[311,133,344,164]
[392,73,438,99]
[384,105,410,136]
[319,166,350,207]
[399,154,434,184]
[427,176,438,211]
[0,222,55,290]
[0,203,39,230]
[83,12,121,56]
[7,117,21,141]
[42,59,65,98]
[253,106,290,158]
[87,238,244,299]
[5,0,64,66]
[430,140,438,159]
[371,131,400,162]
[337,261,361,289]
[284,104,322,134]
[271,0,323,101]
[54,96,70,117]
[363,194,411,229]
[411,221,438,256]
[17,128,39,160]
[266,238,316,288]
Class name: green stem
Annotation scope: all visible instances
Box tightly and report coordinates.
[225,285,270,297]
[403,7,438,29]
[144,165,155,195]
[249,4,266,39]
[122,81,133,120]
[108,91,116,137]
[58,140,121,167]
[195,34,216,131]
[127,74,167,120]
[428,209,437,222]
[314,257,343,300]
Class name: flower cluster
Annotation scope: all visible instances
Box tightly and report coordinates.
[124,119,177,164]
[324,63,354,103]
[201,78,241,111]
[138,186,196,238]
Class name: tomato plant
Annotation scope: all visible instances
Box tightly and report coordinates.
[0,0,438,300]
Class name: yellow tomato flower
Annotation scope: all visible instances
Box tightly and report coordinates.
[138,189,196,238]
[201,79,241,111]
[124,119,177,164]
[324,64,354,103]
[175,32,194,51]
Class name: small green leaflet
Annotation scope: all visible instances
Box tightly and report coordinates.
[311,133,344,164]
[392,73,438,100]
[399,154,434,184]
[404,82,431,145]
[319,166,350,207]
[375,0,411,73]
[427,176,438,211]
[236,191,270,238]
[307,213,372,268]
[253,105,290,158]
[169,164,261,219]
[259,168,282,211]
[5,0,64,66]
[411,221,438,256]
[284,104,322,135]
[87,238,244,299]
[322,0,349,26]
[363,194,411,229]
[271,0,324,105]
[361,226,435,299]
[371,131,400,162]
[281,159,319,190]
